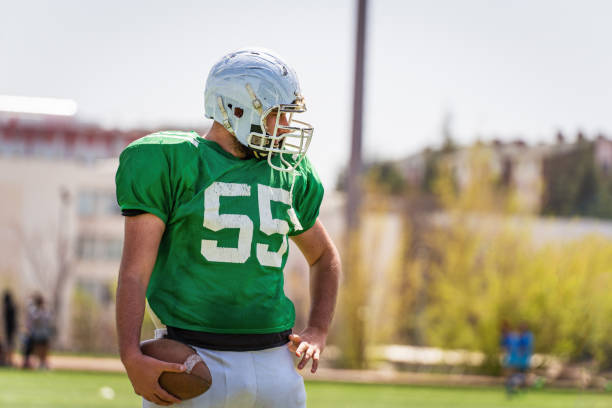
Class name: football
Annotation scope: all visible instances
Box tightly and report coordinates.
[140,338,212,400]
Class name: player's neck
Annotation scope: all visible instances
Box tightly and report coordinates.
[204,122,248,159]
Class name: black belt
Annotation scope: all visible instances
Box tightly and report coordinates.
[166,326,292,352]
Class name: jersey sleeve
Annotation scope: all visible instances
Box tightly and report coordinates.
[115,144,173,223]
[289,157,324,236]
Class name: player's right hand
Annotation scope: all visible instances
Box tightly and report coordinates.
[122,352,185,406]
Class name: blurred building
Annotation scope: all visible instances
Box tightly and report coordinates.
[594,134,612,173]
[398,132,612,214]
[446,140,565,213]
[0,116,207,350]
[0,156,119,349]
[0,117,144,162]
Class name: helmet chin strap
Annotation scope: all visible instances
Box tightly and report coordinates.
[217,96,236,136]
[252,149,267,160]
[287,169,303,232]
[289,169,296,200]
[246,84,263,115]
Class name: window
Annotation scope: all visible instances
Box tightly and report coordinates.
[76,278,113,306]
[77,236,123,260]
[78,192,96,216]
[77,191,120,216]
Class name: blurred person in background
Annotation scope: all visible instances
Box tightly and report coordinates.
[22,293,53,369]
[517,321,534,389]
[500,320,521,396]
[3,290,17,366]
[115,48,340,407]
[0,334,5,365]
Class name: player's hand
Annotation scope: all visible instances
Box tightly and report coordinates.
[122,352,185,406]
[288,327,327,374]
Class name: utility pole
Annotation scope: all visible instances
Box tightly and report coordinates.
[341,0,368,369]
[346,0,367,231]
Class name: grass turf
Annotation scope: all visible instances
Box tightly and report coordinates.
[0,368,610,408]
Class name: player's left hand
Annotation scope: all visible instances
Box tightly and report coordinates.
[288,327,327,373]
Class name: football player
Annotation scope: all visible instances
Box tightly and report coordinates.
[115,48,341,407]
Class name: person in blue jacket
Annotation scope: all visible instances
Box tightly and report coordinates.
[516,322,534,388]
[500,320,520,395]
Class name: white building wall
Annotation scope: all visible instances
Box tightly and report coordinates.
[0,157,121,348]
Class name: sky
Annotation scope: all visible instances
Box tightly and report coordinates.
[2,0,612,188]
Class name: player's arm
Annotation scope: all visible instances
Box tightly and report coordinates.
[288,218,341,373]
[116,214,184,406]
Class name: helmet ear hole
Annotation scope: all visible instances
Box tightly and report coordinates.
[234,107,244,118]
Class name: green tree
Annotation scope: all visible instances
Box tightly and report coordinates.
[392,145,612,373]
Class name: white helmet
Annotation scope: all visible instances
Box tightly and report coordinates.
[204,48,313,172]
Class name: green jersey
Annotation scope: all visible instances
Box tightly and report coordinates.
[115,131,324,333]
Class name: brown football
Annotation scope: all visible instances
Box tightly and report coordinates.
[140,338,212,400]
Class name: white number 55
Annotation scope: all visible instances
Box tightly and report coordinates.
[201,182,291,267]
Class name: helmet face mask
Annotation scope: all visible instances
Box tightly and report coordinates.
[247,104,313,172]
[204,48,313,172]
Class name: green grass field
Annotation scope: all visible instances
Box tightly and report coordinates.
[0,368,610,408]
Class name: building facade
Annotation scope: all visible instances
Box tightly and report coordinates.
[0,116,207,350]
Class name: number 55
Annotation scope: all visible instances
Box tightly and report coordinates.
[201,182,291,267]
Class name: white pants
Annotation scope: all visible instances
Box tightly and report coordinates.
[143,344,306,408]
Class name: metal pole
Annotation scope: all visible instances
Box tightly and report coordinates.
[341,0,369,368]
[346,0,367,231]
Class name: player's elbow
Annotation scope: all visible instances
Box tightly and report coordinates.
[312,242,341,280]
